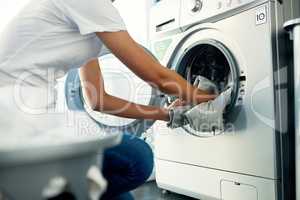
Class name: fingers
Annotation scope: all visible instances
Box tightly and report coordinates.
[174,99,186,106]
[168,99,188,109]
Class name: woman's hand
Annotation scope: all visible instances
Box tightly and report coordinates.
[166,99,192,129]
[167,99,188,110]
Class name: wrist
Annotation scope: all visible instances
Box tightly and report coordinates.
[161,108,170,122]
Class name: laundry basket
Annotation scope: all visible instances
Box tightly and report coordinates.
[0,133,122,200]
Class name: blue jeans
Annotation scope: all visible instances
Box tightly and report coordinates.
[100,134,154,200]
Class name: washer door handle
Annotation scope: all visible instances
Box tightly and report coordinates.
[191,0,203,13]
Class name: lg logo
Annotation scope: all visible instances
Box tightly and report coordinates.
[256,6,267,25]
[257,13,266,21]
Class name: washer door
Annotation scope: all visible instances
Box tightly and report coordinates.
[82,50,164,137]
[168,29,241,137]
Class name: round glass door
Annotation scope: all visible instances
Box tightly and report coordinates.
[170,39,240,137]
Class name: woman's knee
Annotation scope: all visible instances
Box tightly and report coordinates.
[102,134,154,190]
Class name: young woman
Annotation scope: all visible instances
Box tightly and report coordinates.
[0,0,215,199]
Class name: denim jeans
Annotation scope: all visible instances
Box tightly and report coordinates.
[100,134,154,200]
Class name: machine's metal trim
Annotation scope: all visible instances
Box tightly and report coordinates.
[270,1,296,199]
[284,17,300,200]
[270,1,285,199]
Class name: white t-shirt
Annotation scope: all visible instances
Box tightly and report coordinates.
[0,0,126,149]
[0,0,126,85]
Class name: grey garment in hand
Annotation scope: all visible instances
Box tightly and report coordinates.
[168,105,192,129]
[184,88,232,132]
[194,75,219,94]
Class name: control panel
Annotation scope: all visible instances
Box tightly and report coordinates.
[150,0,181,34]
[180,0,258,28]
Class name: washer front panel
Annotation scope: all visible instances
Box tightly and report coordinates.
[155,6,277,179]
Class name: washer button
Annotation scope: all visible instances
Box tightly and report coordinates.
[240,89,245,95]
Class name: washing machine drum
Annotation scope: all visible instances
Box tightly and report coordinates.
[173,41,240,136]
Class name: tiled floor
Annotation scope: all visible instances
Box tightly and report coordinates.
[132,181,197,200]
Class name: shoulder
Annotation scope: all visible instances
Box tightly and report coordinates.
[51,0,126,35]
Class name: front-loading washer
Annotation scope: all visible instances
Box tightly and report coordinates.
[149,0,295,199]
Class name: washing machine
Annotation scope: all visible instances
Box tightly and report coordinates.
[149,0,295,199]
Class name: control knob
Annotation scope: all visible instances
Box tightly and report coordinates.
[191,0,203,13]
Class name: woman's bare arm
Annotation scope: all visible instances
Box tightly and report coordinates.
[96,31,216,104]
[80,31,216,122]
[79,59,169,121]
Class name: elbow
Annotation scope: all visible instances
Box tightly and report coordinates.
[94,92,109,112]
[84,89,109,112]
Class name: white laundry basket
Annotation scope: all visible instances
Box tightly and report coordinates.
[0,133,122,200]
